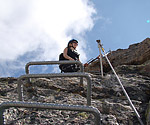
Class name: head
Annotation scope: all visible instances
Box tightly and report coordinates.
[67,39,78,49]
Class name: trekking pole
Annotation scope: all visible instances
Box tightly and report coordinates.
[100,45,144,125]
[96,40,104,77]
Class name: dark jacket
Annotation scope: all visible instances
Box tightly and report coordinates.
[59,48,80,72]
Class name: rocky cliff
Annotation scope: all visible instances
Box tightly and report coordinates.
[0,38,150,125]
[85,38,150,77]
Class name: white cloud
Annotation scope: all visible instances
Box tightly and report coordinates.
[0,0,96,77]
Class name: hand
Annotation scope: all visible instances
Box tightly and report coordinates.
[69,58,74,61]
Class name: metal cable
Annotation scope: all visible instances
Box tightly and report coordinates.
[100,44,144,125]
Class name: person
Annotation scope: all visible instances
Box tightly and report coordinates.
[59,39,80,72]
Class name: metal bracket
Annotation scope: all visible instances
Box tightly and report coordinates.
[18,73,92,106]
[25,61,84,85]
[0,101,101,125]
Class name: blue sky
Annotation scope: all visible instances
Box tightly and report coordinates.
[0,0,150,77]
[87,0,150,58]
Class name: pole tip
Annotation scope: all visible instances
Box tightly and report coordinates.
[96,40,101,43]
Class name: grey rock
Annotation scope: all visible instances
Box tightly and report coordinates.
[1,38,150,124]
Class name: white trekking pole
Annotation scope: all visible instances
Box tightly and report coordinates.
[96,40,104,77]
[100,44,144,125]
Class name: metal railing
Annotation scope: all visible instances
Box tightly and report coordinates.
[0,101,101,125]
[25,61,84,85]
[17,73,92,106]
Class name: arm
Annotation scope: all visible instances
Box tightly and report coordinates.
[63,47,74,61]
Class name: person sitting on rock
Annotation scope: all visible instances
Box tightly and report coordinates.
[59,39,80,73]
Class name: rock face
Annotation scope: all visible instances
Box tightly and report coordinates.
[0,70,150,124]
[85,38,150,77]
[0,38,150,124]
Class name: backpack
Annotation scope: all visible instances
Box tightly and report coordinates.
[59,53,80,73]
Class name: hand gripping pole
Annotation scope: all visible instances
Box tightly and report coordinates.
[99,43,144,125]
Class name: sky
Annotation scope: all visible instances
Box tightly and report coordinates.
[0,0,150,77]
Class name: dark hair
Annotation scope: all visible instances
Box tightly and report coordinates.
[67,39,78,47]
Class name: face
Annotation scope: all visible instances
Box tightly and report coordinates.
[72,42,78,48]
